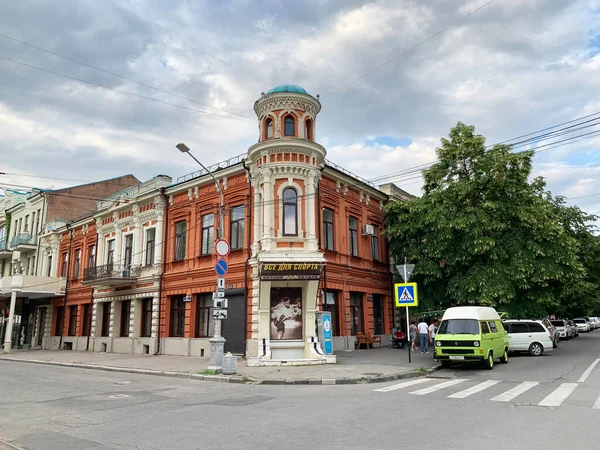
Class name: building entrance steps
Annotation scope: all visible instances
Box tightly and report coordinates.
[0,347,440,385]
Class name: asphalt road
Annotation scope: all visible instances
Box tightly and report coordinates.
[1,331,599,450]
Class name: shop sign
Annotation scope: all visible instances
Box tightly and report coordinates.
[259,262,325,280]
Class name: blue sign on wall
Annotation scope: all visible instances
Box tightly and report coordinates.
[215,259,228,277]
[321,311,333,354]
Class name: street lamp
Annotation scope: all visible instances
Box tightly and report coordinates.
[176,143,226,372]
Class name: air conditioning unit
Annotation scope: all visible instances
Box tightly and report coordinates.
[363,224,376,236]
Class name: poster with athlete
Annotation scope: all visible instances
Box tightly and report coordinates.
[270,287,302,340]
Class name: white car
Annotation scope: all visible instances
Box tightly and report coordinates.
[587,317,599,330]
[573,318,591,332]
[503,320,554,356]
[550,319,572,340]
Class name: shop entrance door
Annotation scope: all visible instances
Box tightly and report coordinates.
[36,308,47,347]
[372,294,383,335]
[222,293,245,355]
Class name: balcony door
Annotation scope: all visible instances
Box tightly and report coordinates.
[124,235,133,269]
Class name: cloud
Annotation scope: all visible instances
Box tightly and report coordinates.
[0,0,598,219]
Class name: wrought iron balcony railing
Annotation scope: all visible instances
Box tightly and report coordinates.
[83,264,141,282]
[9,233,33,247]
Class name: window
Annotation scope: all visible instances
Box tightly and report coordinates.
[72,249,81,280]
[174,221,187,261]
[61,252,68,277]
[481,321,490,334]
[196,294,215,337]
[120,300,131,337]
[101,302,111,337]
[82,304,92,336]
[170,296,186,337]
[230,206,244,250]
[323,208,334,251]
[87,245,96,268]
[322,291,339,336]
[305,119,312,140]
[24,215,29,232]
[349,217,359,256]
[282,188,298,236]
[349,293,363,335]
[55,306,65,336]
[106,239,115,269]
[68,305,77,336]
[266,118,273,139]
[508,322,529,334]
[488,321,498,333]
[47,255,52,277]
[124,235,133,268]
[201,214,214,255]
[145,229,155,266]
[141,298,153,338]
[371,226,379,261]
[36,209,41,236]
[529,322,545,332]
[284,116,295,136]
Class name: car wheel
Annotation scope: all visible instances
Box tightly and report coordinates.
[484,352,494,370]
[500,348,508,364]
[529,342,543,356]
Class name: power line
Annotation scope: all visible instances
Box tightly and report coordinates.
[0,32,254,121]
[323,0,497,98]
[0,54,256,124]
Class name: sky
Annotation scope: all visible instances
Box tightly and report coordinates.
[1,0,600,218]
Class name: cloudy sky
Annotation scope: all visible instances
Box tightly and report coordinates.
[1,0,599,216]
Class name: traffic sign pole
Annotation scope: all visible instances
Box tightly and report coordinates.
[404,263,411,364]
[208,245,230,374]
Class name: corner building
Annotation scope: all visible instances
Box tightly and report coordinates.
[162,85,396,365]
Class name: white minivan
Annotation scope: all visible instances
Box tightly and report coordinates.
[503,319,554,356]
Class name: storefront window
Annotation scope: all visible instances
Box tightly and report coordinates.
[141,298,153,338]
[120,300,131,337]
[55,306,64,336]
[170,296,186,337]
[101,302,111,337]
[196,294,215,337]
[350,292,363,335]
[322,290,339,336]
[270,287,302,340]
[68,306,77,336]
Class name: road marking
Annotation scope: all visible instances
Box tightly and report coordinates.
[538,383,578,407]
[490,381,539,402]
[409,378,468,395]
[594,394,600,410]
[448,380,502,399]
[578,358,600,383]
[373,378,432,392]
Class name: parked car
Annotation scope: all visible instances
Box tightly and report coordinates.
[573,318,591,332]
[503,319,554,356]
[587,317,599,330]
[550,319,572,340]
[540,318,559,348]
[567,319,579,338]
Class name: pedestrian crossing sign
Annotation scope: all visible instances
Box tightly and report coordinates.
[394,283,418,307]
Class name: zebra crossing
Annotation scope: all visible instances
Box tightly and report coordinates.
[374,377,600,409]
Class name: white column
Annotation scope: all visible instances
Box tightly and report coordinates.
[133,219,143,267]
[114,226,122,267]
[151,294,160,339]
[129,299,136,338]
[306,171,317,250]
[50,248,58,277]
[108,301,115,338]
[253,189,262,245]
[263,175,273,239]
[154,215,164,266]
[3,290,18,353]
[97,234,105,266]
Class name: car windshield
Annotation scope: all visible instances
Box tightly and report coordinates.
[574,319,586,324]
[551,320,564,327]
[438,319,480,335]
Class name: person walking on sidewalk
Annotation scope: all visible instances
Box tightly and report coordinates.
[417,318,430,354]
[429,318,439,361]
[409,320,417,352]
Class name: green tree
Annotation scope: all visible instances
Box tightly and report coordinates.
[385,122,592,317]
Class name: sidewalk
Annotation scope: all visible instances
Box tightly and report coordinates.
[0,346,440,385]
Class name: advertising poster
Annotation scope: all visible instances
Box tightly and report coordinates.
[270,287,302,340]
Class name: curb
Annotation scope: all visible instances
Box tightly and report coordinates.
[0,439,25,450]
[0,356,442,386]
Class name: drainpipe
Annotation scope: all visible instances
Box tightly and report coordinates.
[242,159,252,358]
[59,223,74,350]
[155,187,169,355]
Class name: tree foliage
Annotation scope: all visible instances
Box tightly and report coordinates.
[385,122,599,317]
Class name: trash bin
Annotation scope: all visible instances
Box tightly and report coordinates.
[222,354,238,375]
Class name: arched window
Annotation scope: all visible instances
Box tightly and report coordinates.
[284,116,295,137]
[265,118,273,139]
[282,188,298,236]
[305,119,312,140]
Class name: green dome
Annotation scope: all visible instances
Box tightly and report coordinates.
[266,84,308,95]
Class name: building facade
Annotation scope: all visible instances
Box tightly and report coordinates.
[161,85,398,365]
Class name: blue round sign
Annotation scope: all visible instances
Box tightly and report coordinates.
[215,259,228,276]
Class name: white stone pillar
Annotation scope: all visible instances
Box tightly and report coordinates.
[253,189,262,246]
[114,226,122,268]
[306,171,318,250]
[262,173,273,248]
[151,294,160,339]
[90,301,98,337]
[108,301,115,338]
[133,219,143,267]
[50,248,58,277]
[3,290,18,353]
[129,299,136,338]
[154,215,164,266]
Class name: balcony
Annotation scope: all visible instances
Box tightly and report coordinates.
[9,233,36,251]
[82,264,141,286]
[0,239,10,259]
[0,275,66,299]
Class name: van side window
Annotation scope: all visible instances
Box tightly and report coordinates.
[529,323,545,333]
[510,323,529,333]
[481,321,490,334]
[488,321,498,333]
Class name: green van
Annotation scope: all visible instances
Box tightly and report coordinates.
[435,306,509,370]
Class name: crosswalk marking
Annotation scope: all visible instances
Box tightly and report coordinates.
[448,380,502,399]
[578,358,600,383]
[594,394,600,410]
[490,381,539,402]
[538,383,579,407]
[409,378,468,396]
[373,378,432,392]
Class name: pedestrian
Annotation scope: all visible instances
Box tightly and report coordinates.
[417,318,430,354]
[393,328,406,349]
[429,318,439,361]
[409,320,417,352]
